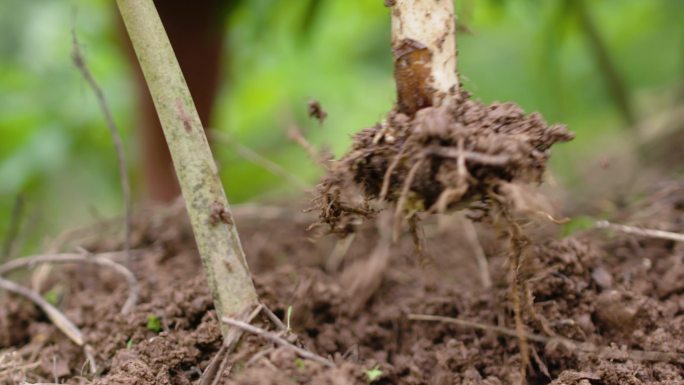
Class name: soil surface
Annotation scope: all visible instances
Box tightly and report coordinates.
[2,181,684,384]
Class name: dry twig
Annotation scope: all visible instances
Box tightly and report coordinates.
[200,304,264,385]
[261,305,288,332]
[0,277,84,346]
[0,252,139,314]
[71,21,132,266]
[596,220,684,243]
[222,316,335,367]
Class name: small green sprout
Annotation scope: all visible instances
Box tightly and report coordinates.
[286,305,293,331]
[126,338,133,349]
[365,365,383,382]
[294,358,306,370]
[146,314,162,333]
[43,290,60,306]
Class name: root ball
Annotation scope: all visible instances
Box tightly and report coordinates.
[315,90,574,234]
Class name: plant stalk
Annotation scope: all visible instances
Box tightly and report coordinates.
[389,0,458,115]
[116,0,258,337]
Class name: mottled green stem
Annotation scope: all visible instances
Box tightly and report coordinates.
[116,0,258,337]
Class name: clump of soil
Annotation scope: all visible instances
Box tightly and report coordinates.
[315,90,573,234]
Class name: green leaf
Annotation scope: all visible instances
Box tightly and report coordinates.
[294,358,306,370]
[365,365,383,383]
[43,289,59,306]
[126,338,133,349]
[146,314,162,333]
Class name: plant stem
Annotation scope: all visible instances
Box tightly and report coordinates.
[389,0,458,115]
[116,0,258,337]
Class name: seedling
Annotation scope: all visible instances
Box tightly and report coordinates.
[365,365,383,382]
[43,289,59,306]
[146,314,162,333]
[294,358,306,370]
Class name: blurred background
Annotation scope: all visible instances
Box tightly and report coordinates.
[1,0,683,257]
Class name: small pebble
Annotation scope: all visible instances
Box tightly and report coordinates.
[594,290,640,332]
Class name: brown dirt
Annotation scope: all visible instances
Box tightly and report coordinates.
[1,182,684,384]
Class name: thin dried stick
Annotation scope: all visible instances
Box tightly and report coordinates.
[260,305,288,332]
[0,252,138,314]
[0,277,84,346]
[408,314,684,364]
[21,383,62,385]
[286,124,328,169]
[211,131,308,191]
[21,383,63,385]
[596,220,684,242]
[222,316,335,368]
[71,21,132,266]
[200,304,264,385]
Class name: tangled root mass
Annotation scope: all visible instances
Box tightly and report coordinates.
[315,89,574,234]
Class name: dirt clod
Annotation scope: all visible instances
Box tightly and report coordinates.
[315,90,573,235]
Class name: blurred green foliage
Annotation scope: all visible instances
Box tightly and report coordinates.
[1,0,683,256]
